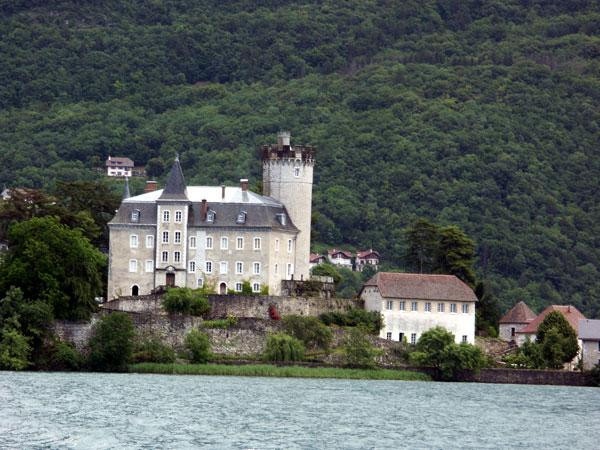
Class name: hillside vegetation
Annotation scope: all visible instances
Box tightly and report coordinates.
[1,0,599,316]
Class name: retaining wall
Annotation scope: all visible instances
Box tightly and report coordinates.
[455,368,594,386]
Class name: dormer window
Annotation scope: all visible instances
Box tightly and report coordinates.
[236,211,247,224]
[207,210,215,223]
[276,213,286,226]
[130,209,140,223]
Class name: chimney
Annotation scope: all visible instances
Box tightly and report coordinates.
[221,184,226,199]
[201,199,207,221]
[568,305,571,312]
[240,178,249,192]
[144,180,158,193]
[277,131,291,147]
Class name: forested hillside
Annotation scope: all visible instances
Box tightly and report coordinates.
[1,0,599,316]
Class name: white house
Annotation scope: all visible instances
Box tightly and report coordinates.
[356,249,380,272]
[106,156,134,177]
[309,253,327,270]
[578,319,600,371]
[327,248,353,268]
[498,301,536,342]
[360,272,477,345]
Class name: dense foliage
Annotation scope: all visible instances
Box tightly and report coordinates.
[184,328,211,363]
[1,0,599,315]
[88,312,135,372]
[132,334,176,364]
[282,315,333,350]
[162,287,211,316]
[342,327,382,368]
[319,308,384,334]
[264,333,305,362]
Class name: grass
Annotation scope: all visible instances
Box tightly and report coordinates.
[129,363,431,381]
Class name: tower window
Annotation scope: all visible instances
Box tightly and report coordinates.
[175,210,182,223]
[294,166,300,177]
[288,239,293,253]
[129,259,138,273]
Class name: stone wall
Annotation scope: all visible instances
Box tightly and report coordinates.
[456,368,594,386]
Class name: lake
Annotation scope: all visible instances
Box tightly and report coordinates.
[1,372,599,449]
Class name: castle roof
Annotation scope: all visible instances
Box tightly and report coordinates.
[362,272,478,302]
[159,157,187,200]
[518,305,586,335]
[499,301,537,324]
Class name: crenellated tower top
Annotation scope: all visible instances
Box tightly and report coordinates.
[261,131,316,164]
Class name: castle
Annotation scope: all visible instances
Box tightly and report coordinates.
[107,132,314,299]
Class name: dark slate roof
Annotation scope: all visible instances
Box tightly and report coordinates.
[159,158,188,200]
[109,202,157,225]
[579,319,600,340]
[499,301,537,324]
[362,272,478,302]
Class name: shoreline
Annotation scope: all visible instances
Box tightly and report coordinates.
[128,363,432,381]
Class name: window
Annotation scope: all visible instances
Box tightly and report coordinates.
[189,261,196,273]
[425,302,431,312]
[221,237,228,250]
[174,231,181,244]
[236,237,244,250]
[197,278,204,288]
[175,210,182,223]
[162,251,168,263]
[236,211,246,224]
[450,303,457,313]
[462,304,469,314]
[274,263,278,275]
[162,210,170,222]
[294,166,300,177]
[205,261,212,273]
[174,251,181,263]
[437,303,445,313]
[462,335,468,343]
[129,259,137,273]
[411,301,418,312]
[236,262,243,274]
[252,282,260,293]
[386,300,393,310]
[253,237,261,250]
[162,231,169,244]
[399,301,406,311]
[399,332,404,342]
[189,236,196,249]
[511,327,516,337]
[145,260,153,273]
[276,213,286,226]
[206,236,213,249]
[130,234,138,248]
[275,239,280,252]
[410,333,417,345]
[386,332,392,340]
[235,282,243,292]
[207,211,215,223]
[287,263,293,277]
[130,210,140,222]
[220,261,228,274]
[146,235,154,248]
[287,239,293,253]
[253,262,261,275]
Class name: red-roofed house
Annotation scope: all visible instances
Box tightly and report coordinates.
[327,248,353,268]
[106,156,134,177]
[499,301,537,342]
[356,249,380,272]
[360,272,477,344]
[515,305,586,347]
[309,253,327,270]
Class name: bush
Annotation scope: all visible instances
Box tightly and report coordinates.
[282,315,333,350]
[202,315,238,329]
[185,329,211,363]
[319,308,384,334]
[0,328,31,370]
[503,338,546,369]
[264,333,305,362]
[133,335,176,364]
[342,327,382,368]
[49,340,83,371]
[87,312,135,372]
[163,287,211,317]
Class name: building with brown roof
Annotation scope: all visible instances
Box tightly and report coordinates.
[309,253,327,270]
[106,156,134,177]
[360,272,477,344]
[356,249,380,272]
[499,301,537,342]
[327,248,353,268]
[515,305,586,347]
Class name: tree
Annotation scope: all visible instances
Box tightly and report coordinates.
[342,327,382,368]
[264,333,305,362]
[282,315,333,350]
[311,263,341,284]
[162,287,210,316]
[405,218,439,273]
[435,225,476,286]
[0,217,105,320]
[145,158,165,178]
[185,329,211,363]
[536,311,579,369]
[0,328,31,370]
[475,281,501,336]
[87,312,135,372]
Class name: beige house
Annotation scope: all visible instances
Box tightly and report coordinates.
[515,305,586,346]
[578,319,600,371]
[499,301,537,342]
[360,272,477,344]
[107,132,315,299]
[106,156,134,177]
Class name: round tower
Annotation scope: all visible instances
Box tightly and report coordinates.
[262,132,315,280]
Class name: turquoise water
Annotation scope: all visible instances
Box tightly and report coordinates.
[1,372,599,449]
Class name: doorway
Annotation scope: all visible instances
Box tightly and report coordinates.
[219,282,227,295]
[166,273,175,287]
[131,285,139,296]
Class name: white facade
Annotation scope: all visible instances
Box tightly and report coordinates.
[328,251,352,267]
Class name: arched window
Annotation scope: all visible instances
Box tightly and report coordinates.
[131,285,139,296]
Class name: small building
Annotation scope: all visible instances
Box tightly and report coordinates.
[309,253,327,270]
[578,319,600,371]
[360,272,477,345]
[515,305,586,346]
[499,301,537,342]
[356,249,380,272]
[327,248,353,268]
[106,156,134,177]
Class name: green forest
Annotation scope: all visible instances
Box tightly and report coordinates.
[1,0,599,316]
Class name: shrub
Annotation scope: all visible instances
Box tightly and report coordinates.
[202,315,238,329]
[163,287,210,317]
[185,329,211,363]
[282,315,333,350]
[503,338,546,369]
[342,327,382,368]
[133,335,176,364]
[319,308,383,334]
[264,333,305,362]
[536,312,579,369]
[0,328,31,370]
[87,312,135,372]
[49,340,83,371]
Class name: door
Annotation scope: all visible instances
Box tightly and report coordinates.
[219,282,227,295]
[166,273,175,287]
